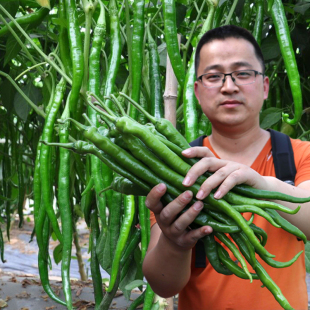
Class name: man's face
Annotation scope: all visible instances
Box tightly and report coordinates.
[194,37,269,132]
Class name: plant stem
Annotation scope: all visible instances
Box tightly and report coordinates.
[72,220,88,281]
[224,0,238,25]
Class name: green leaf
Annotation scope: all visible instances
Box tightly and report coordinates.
[53,243,63,265]
[96,230,112,273]
[0,0,19,17]
[305,241,310,273]
[261,33,281,61]
[294,1,310,15]
[14,82,42,121]
[260,107,282,129]
[35,0,50,9]
[0,79,16,115]
[158,43,167,67]
[124,279,147,291]
[4,34,23,66]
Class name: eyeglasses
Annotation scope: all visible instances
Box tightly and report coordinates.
[197,69,264,89]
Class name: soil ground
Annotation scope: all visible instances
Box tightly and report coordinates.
[0,216,308,310]
[0,216,179,310]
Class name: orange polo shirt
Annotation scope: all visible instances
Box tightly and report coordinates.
[150,137,310,310]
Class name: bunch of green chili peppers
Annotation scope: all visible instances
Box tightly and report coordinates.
[43,92,309,310]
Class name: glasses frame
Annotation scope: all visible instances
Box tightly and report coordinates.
[197,69,264,89]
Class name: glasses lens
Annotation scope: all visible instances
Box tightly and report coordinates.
[201,73,224,88]
[232,70,255,85]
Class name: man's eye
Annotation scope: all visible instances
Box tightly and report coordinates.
[206,74,221,80]
[236,71,251,78]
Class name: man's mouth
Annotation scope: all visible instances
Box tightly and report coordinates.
[220,100,242,108]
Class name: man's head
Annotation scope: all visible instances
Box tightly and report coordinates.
[195,25,265,78]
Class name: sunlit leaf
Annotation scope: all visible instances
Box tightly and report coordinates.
[35,0,50,9]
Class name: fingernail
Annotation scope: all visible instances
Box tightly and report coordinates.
[145,200,150,208]
[196,190,204,199]
[157,183,166,193]
[193,201,203,211]
[184,191,193,199]
[182,149,191,155]
[182,176,191,186]
[214,190,221,199]
[204,227,212,234]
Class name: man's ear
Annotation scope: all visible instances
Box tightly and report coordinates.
[263,75,269,101]
[194,81,201,105]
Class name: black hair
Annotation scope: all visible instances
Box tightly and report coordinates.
[194,25,265,78]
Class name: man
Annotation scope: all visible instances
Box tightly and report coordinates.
[142,25,310,309]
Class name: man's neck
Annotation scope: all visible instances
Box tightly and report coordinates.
[208,125,270,166]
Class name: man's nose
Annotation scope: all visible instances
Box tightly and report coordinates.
[221,75,239,92]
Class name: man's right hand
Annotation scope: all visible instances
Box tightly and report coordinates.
[145,183,213,251]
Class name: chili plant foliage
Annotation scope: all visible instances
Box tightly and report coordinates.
[0,0,310,309]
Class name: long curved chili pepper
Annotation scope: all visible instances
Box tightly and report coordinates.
[58,108,73,309]
[38,216,66,306]
[0,6,50,37]
[230,205,281,228]
[215,232,253,282]
[129,0,145,120]
[40,78,66,244]
[252,0,264,46]
[107,195,135,292]
[265,208,307,243]
[147,25,164,119]
[17,144,25,228]
[223,192,301,215]
[90,208,103,307]
[162,0,185,87]
[143,283,155,310]
[216,243,259,280]
[270,0,303,125]
[202,233,233,275]
[103,0,121,110]
[58,0,72,78]
[64,0,84,120]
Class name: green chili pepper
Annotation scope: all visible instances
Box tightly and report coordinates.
[107,195,135,292]
[143,283,155,310]
[162,0,185,87]
[0,6,50,37]
[64,0,84,120]
[259,250,303,268]
[216,243,259,280]
[230,205,281,228]
[202,233,233,275]
[17,145,25,228]
[90,208,103,307]
[271,0,303,125]
[128,291,146,310]
[147,24,164,119]
[38,216,66,306]
[223,191,301,215]
[129,0,145,120]
[252,0,263,46]
[241,0,252,29]
[215,232,253,282]
[59,0,72,78]
[265,208,307,243]
[40,78,66,244]
[103,0,121,110]
[58,108,73,309]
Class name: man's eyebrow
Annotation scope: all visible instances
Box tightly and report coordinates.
[202,61,253,73]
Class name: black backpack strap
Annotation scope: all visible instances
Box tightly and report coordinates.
[189,135,208,147]
[268,129,296,185]
[189,136,208,268]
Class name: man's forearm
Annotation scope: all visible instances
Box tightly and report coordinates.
[142,232,192,298]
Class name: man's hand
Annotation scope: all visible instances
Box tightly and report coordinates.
[182,147,267,200]
[145,183,212,251]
